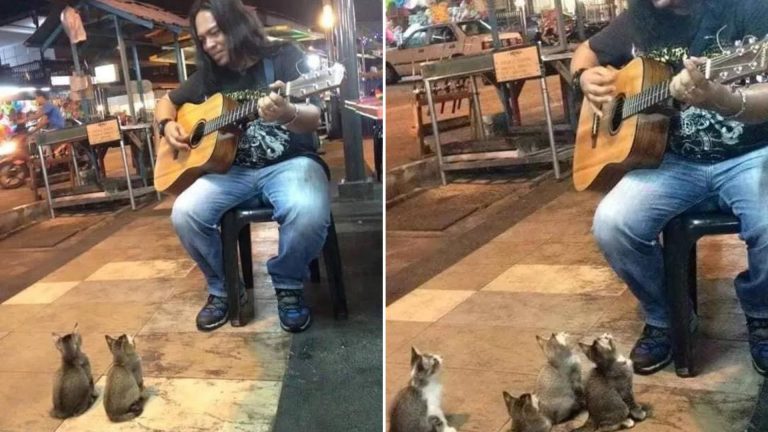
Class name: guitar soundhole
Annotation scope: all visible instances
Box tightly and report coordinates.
[609,96,625,135]
[189,122,206,149]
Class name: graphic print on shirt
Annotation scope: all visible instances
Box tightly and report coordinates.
[234,118,291,167]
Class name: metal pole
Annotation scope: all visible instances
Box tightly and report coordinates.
[37,144,55,218]
[173,33,187,81]
[486,0,515,134]
[519,4,529,43]
[131,45,146,121]
[538,45,561,179]
[424,79,447,185]
[470,76,486,141]
[554,0,568,51]
[114,16,136,120]
[118,136,136,209]
[333,0,366,184]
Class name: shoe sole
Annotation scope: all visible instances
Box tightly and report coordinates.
[753,358,768,377]
[196,314,229,331]
[633,352,672,375]
[280,314,312,333]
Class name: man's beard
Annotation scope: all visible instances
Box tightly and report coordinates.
[627,0,702,51]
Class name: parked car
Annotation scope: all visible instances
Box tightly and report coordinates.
[386,20,523,84]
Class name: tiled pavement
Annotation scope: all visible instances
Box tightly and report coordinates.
[386,189,762,432]
[0,199,293,431]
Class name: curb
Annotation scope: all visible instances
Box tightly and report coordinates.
[385,157,440,202]
[0,201,50,240]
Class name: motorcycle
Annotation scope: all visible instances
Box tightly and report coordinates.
[0,133,30,190]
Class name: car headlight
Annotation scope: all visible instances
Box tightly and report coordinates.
[0,140,16,156]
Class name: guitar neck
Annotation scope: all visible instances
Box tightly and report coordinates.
[621,61,721,119]
[202,99,260,135]
[201,82,295,134]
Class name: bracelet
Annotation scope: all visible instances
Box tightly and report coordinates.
[723,88,747,120]
[280,104,300,127]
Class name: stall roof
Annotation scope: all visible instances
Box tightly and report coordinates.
[25,0,187,49]
[90,0,187,29]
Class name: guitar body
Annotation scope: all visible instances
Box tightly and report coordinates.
[573,57,672,191]
[154,93,239,195]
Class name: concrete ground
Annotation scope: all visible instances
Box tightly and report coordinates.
[0,138,382,431]
[385,179,762,432]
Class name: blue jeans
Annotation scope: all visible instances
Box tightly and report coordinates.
[170,157,330,297]
[593,146,768,328]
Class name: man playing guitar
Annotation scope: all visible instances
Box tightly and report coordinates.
[154,0,327,333]
[570,0,768,376]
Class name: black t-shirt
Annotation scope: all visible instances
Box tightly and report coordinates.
[169,43,319,169]
[588,0,768,162]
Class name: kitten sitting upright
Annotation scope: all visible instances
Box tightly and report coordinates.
[503,392,552,432]
[50,323,97,418]
[535,332,584,424]
[390,347,457,432]
[574,334,647,432]
[104,334,146,422]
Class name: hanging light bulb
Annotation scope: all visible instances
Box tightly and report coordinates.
[320,5,335,30]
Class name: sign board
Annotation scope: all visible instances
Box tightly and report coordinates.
[86,119,121,145]
[492,45,541,83]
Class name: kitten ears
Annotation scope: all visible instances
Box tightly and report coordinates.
[535,335,547,349]
[410,346,421,364]
[72,322,79,334]
[502,391,516,407]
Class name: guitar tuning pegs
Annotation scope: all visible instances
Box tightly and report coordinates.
[746,36,758,45]
[734,40,743,47]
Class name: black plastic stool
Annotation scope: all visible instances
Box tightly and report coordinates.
[663,211,740,377]
[220,208,348,327]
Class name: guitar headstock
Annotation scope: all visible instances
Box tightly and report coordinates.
[706,35,768,85]
[286,63,346,98]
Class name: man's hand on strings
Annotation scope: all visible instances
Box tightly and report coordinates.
[258,81,295,124]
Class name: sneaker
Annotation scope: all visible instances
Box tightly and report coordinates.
[746,316,768,376]
[630,324,673,375]
[196,291,247,332]
[276,289,311,333]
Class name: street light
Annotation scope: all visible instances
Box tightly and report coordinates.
[320,5,335,30]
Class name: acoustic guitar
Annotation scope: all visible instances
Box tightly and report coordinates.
[154,63,345,195]
[572,37,768,191]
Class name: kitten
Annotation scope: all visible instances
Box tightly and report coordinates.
[390,347,457,432]
[574,334,647,432]
[104,334,146,422]
[535,332,584,423]
[503,392,552,432]
[50,323,97,418]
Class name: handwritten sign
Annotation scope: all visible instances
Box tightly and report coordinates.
[492,46,541,83]
[86,119,121,145]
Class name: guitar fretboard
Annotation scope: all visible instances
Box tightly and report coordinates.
[621,81,671,119]
[202,99,261,135]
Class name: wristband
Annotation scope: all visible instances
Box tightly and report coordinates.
[571,68,588,93]
[157,119,172,137]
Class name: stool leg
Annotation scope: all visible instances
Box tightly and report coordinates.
[664,220,696,377]
[221,212,252,327]
[688,247,698,315]
[238,225,254,289]
[309,258,321,283]
[323,215,348,320]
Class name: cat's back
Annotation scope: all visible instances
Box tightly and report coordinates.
[105,365,139,404]
[391,386,429,432]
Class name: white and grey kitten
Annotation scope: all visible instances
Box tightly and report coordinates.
[573,334,647,432]
[390,347,457,432]
[503,392,552,432]
[535,332,584,424]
